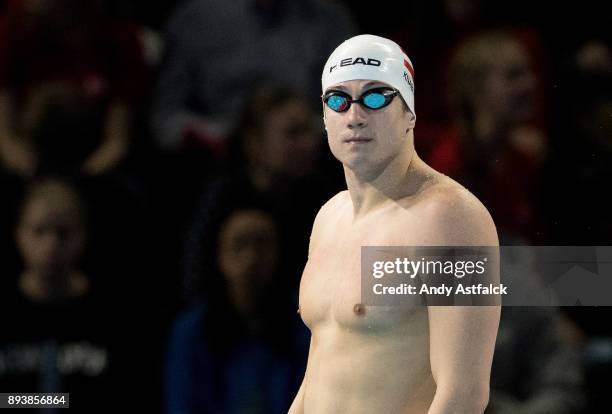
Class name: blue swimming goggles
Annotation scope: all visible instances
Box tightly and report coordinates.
[322,87,400,112]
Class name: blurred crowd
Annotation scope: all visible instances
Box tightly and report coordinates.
[0,0,610,413]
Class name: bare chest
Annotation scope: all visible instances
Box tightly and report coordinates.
[299,217,431,334]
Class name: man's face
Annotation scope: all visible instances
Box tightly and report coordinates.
[323,80,415,172]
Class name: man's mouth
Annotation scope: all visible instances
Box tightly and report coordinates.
[344,137,373,143]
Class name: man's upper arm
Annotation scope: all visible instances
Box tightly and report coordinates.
[426,188,501,410]
[427,304,500,412]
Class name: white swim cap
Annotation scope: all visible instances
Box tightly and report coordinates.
[322,34,415,115]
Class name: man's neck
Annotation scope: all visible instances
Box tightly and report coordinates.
[344,143,430,220]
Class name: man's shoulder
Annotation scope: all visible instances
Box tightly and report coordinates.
[407,177,498,246]
[308,190,350,257]
[323,189,350,210]
[421,177,479,210]
[315,190,349,220]
[309,190,348,239]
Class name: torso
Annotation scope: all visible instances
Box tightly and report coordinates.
[299,179,456,413]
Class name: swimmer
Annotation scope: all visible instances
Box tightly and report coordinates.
[288,35,500,414]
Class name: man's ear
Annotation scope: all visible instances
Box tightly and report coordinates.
[405,112,416,133]
[322,105,328,129]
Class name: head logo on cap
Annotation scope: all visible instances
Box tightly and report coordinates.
[322,34,415,115]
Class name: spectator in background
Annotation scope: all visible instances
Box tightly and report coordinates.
[0,177,118,412]
[487,307,586,414]
[150,0,356,152]
[0,0,147,177]
[545,38,612,245]
[165,191,308,414]
[393,0,489,123]
[420,30,548,242]
[413,30,587,414]
[0,3,156,369]
[224,83,325,192]
[182,83,342,297]
[544,41,612,412]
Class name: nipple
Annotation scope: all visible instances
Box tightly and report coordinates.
[297,307,301,315]
[353,303,365,316]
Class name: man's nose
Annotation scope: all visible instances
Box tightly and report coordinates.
[346,102,367,129]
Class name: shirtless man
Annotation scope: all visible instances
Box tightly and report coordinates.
[288,35,500,414]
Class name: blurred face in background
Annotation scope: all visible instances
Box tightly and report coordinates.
[246,98,320,179]
[477,39,537,124]
[217,209,280,308]
[450,33,539,130]
[16,181,87,279]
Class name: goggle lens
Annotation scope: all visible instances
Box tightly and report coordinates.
[327,95,349,112]
[362,92,387,109]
